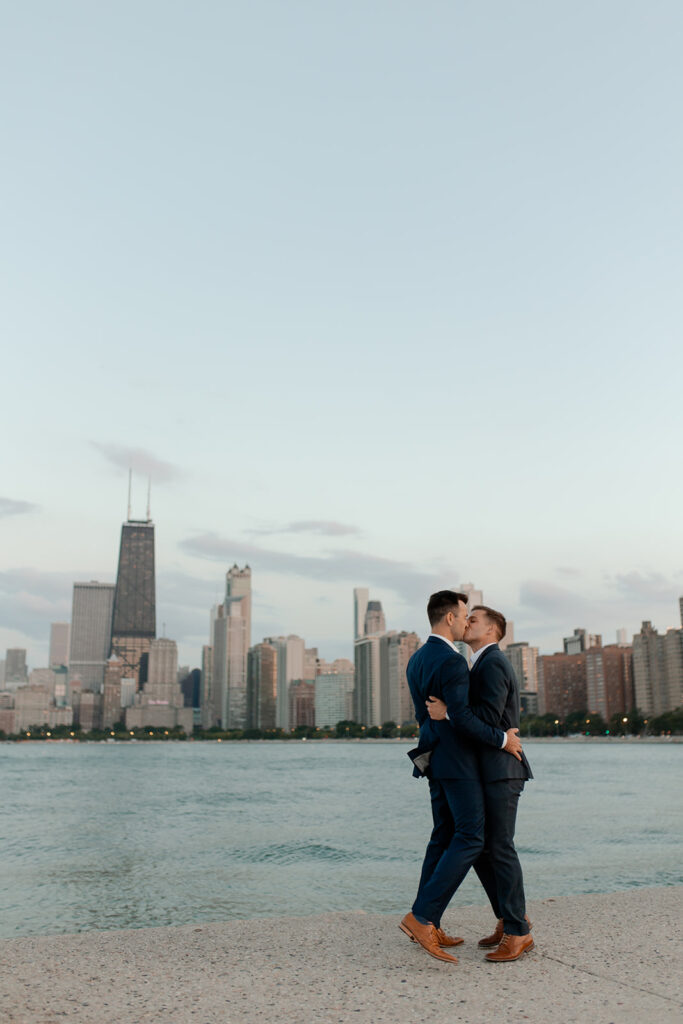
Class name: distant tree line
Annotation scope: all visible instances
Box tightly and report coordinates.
[2,709,681,743]
[520,707,683,737]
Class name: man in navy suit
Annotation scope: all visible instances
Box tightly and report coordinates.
[427,604,534,962]
[399,591,524,964]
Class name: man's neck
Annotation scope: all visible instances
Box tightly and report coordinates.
[431,626,455,642]
[469,638,492,653]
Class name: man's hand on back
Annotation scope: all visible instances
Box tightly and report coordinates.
[426,696,447,720]
[506,728,523,761]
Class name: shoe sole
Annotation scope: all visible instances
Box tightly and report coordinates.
[398,924,458,963]
[485,939,535,962]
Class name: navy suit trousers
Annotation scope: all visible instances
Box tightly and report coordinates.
[412,777,485,927]
[473,779,530,936]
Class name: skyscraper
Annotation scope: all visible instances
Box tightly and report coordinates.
[364,600,386,636]
[354,634,382,726]
[211,565,252,729]
[69,582,115,691]
[265,634,305,731]
[200,644,214,729]
[4,649,28,690]
[315,659,354,729]
[110,517,156,686]
[459,583,483,608]
[125,637,193,733]
[353,588,369,640]
[632,621,682,716]
[246,642,278,730]
[504,642,539,694]
[586,644,634,719]
[379,631,421,725]
[49,623,71,668]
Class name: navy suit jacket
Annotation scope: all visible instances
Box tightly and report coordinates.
[469,644,533,782]
[406,636,505,780]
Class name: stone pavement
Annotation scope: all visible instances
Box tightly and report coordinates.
[1,887,681,1024]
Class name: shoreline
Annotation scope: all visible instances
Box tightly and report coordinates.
[2,886,681,1023]
[3,734,682,744]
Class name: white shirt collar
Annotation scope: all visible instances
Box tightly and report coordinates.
[428,632,459,653]
[470,642,496,667]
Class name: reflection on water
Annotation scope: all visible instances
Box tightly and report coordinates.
[1,741,681,938]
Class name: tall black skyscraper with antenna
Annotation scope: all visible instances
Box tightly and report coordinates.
[110,473,156,687]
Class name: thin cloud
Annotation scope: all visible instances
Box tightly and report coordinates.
[0,497,39,518]
[179,532,441,603]
[0,568,81,641]
[91,442,182,484]
[519,579,585,617]
[608,571,679,604]
[249,520,361,537]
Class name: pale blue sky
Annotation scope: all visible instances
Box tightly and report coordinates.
[2,1,682,669]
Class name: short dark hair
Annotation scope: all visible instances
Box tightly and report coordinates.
[427,590,468,627]
[471,604,506,641]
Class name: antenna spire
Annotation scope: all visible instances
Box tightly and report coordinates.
[146,477,151,521]
[127,469,132,521]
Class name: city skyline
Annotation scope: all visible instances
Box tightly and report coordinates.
[2,3,683,668]
[1,501,681,674]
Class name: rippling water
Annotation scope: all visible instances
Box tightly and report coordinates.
[1,740,681,938]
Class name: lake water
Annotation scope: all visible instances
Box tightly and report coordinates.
[1,740,681,938]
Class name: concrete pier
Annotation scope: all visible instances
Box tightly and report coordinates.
[1,886,681,1023]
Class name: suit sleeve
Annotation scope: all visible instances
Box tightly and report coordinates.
[473,658,512,727]
[441,657,505,748]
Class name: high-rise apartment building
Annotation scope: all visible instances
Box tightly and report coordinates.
[110,518,156,686]
[379,631,421,725]
[49,623,71,669]
[459,583,483,608]
[632,621,682,716]
[200,644,214,729]
[537,652,588,717]
[4,649,28,689]
[354,634,382,726]
[147,638,178,685]
[663,628,683,712]
[28,668,56,696]
[315,660,354,728]
[265,634,305,731]
[353,588,369,640]
[633,622,666,716]
[125,638,193,733]
[211,566,252,729]
[246,642,278,730]
[13,685,51,732]
[364,601,386,636]
[563,629,602,655]
[585,645,634,719]
[289,680,316,729]
[69,582,115,692]
[499,621,514,651]
[504,642,539,694]
[304,647,319,680]
[102,657,124,729]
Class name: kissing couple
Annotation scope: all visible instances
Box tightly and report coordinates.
[401,590,534,963]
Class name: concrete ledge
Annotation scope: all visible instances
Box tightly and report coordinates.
[2,887,681,1024]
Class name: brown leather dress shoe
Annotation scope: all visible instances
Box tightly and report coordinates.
[436,927,464,948]
[478,914,532,947]
[478,918,504,947]
[485,932,535,962]
[399,913,459,963]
